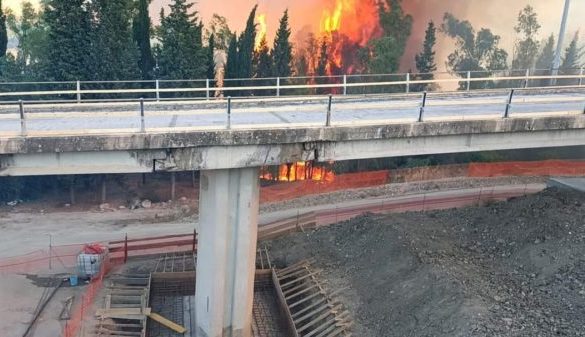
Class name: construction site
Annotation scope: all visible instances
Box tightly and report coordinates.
[1,154,585,337]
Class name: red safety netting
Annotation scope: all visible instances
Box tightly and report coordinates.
[260,170,390,203]
[63,256,117,337]
[469,160,585,177]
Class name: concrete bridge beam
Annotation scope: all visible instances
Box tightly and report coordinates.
[195,167,260,337]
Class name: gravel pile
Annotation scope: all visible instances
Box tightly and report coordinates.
[266,188,585,336]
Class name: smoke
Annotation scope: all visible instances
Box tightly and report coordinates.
[170,0,582,72]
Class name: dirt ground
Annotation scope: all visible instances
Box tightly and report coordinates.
[267,188,585,337]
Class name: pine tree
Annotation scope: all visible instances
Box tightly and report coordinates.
[42,0,93,81]
[512,5,541,71]
[272,10,292,78]
[535,35,555,70]
[236,5,257,80]
[560,33,582,71]
[414,21,437,91]
[0,0,7,58]
[206,33,216,80]
[157,0,206,80]
[133,0,155,79]
[90,0,140,80]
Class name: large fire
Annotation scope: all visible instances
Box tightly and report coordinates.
[318,0,382,74]
[260,162,335,183]
[255,13,268,51]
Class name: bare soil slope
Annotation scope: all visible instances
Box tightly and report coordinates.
[267,188,585,336]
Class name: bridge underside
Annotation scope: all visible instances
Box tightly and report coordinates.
[1,128,584,176]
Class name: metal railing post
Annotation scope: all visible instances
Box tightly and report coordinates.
[155,80,160,102]
[139,98,145,132]
[504,89,514,118]
[227,96,231,129]
[19,100,26,135]
[579,67,584,86]
[406,73,410,93]
[276,77,281,97]
[466,71,471,91]
[76,81,81,103]
[418,92,427,122]
[206,79,210,100]
[524,69,530,88]
[326,94,332,127]
[343,74,347,96]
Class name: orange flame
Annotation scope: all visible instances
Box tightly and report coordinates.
[317,0,381,75]
[255,13,268,51]
[261,162,335,183]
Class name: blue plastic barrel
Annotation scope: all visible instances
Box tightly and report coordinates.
[69,275,78,286]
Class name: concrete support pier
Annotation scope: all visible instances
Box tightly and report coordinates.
[195,167,260,337]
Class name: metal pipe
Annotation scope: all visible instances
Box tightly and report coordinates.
[140,98,145,132]
[552,0,571,80]
[19,100,26,135]
[326,94,332,127]
[504,89,515,118]
[227,96,231,129]
[155,80,160,102]
[276,77,281,97]
[406,73,410,93]
[206,78,210,100]
[76,81,81,103]
[343,74,347,96]
[418,92,427,122]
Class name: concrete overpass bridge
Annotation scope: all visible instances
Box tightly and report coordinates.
[0,73,584,337]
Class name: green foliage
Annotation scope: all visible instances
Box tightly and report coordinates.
[156,0,206,80]
[133,0,155,79]
[206,33,215,80]
[367,37,401,74]
[90,0,140,81]
[272,10,292,78]
[414,21,437,91]
[236,5,257,80]
[254,37,273,78]
[560,33,583,71]
[535,35,555,70]
[441,13,508,90]
[0,0,8,58]
[365,0,412,77]
[42,0,93,81]
[512,5,541,70]
[224,34,238,80]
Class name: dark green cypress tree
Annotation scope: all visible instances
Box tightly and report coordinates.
[0,0,7,58]
[91,0,140,80]
[236,5,257,80]
[535,35,555,70]
[272,9,292,78]
[42,0,93,81]
[560,33,582,71]
[206,33,216,80]
[414,21,437,91]
[254,37,273,78]
[224,34,238,80]
[157,0,206,80]
[133,0,155,79]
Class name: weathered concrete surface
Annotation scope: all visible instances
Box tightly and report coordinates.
[1,115,585,175]
[195,168,259,337]
[1,115,584,154]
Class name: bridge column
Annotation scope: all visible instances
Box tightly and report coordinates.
[195,167,260,337]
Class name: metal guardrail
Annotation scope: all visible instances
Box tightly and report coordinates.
[0,74,584,137]
[0,70,583,103]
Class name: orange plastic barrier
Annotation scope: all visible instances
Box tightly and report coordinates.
[260,170,390,203]
[469,160,585,177]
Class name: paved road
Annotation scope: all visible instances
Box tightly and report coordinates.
[0,90,583,136]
